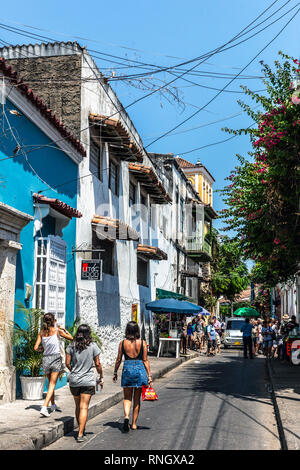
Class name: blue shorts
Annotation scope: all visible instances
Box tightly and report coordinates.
[121,360,148,388]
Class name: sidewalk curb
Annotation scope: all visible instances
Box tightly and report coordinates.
[265,358,288,450]
[29,352,198,450]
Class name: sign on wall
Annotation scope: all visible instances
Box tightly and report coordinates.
[81,259,102,281]
[132,303,138,323]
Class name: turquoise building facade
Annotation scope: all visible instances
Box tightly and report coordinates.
[0,59,84,400]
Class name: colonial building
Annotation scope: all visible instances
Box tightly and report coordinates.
[0,58,83,403]
[0,42,216,365]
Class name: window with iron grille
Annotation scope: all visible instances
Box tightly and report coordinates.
[109,159,119,195]
[129,182,136,207]
[33,236,67,327]
[89,139,103,181]
[137,257,149,287]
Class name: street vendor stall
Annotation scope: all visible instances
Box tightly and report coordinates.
[146,298,203,358]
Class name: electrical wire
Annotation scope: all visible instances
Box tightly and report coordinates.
[144,5,300,149]
[0,0,287,84]
[0,2,296,169]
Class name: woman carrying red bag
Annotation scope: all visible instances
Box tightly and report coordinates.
[113,321,152,432]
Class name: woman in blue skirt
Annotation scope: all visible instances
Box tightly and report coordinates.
[113,321,152,432]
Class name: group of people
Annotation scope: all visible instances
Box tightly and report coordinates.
[34,314,152,441]
[241,315,300,360]
[179,315,226,357]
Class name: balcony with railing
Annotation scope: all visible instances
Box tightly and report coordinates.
[185,235,212,261]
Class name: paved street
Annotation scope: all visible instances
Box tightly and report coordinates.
[46,350,280,451]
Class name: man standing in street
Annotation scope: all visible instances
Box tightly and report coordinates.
[240,317,254,359]
[206,320,217,357]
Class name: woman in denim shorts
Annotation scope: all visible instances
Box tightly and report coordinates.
[113,321,152,433]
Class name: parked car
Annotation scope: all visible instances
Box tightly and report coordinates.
[223,317,246,349]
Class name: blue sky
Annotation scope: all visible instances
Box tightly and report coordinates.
[1,0,299,231]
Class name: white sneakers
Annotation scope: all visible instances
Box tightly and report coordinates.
[40,404,61,417]
[40,406,50,417]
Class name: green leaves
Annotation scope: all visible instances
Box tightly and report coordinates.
[219,52,300,285]
[211,236,249,302]
[65,318,102,351]
[12,302,44,377]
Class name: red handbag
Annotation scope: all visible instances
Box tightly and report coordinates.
[142,385,159,401]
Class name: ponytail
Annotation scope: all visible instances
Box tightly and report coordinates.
[42,313,55,335]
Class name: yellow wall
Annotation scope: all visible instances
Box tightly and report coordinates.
[186,171,213,206]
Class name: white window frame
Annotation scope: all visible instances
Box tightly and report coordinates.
[33,235,67,327]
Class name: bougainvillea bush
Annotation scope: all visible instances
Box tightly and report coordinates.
[219,52,300,285]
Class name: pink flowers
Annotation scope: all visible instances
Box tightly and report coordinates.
[273,238,281,245]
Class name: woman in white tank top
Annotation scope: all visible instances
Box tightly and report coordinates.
[34,313,73,417]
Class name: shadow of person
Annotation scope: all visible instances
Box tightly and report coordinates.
[103,421,151,433]
[103,421,124,432]
[25,405,42,411]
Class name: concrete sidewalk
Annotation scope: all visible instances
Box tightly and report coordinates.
[0,352,198,450]
[267,358,300,450]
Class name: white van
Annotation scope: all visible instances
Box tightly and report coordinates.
[223,317,246,349]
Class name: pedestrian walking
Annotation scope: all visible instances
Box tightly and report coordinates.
[113,321,152,433]
[179,316,187,355]
[206,320,216,356]
[240,317,253,359]
[191,318,198,350]
[251,320,258,356]
[212,316,222,337]
[271,321,282,359]
[215,331,221,354]
[261,320,273,358]
[34,313,73,417]
[195,314,204,352]
[280,314,290,362]
[220,320,226,341]
[256,318,263,355]
[187,321,193,350]
[65,324,103,442]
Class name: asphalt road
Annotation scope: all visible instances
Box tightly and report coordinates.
[46,350,280,450]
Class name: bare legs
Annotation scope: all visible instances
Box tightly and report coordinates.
[123,387,142,429]
[74,393,92,438]
[132,389,142,429]
[43,372,60,408]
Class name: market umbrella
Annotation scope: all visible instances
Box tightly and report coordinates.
[233,307,260,317]
[146,298,202,314]
[191,307,211,316]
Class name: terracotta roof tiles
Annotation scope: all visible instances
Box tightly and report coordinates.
[33,193,82,219]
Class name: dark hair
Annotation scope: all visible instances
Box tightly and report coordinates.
[42,313,55,335]
[125,321,140,341]
[245,318,250,323]
[74,324,93,352]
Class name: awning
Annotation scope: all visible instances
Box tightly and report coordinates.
[89,114,143,163]
[92,215,139,241]
[33,193,82,219]
[137,244,167,260]
[156,288,188,301]
[146,298,202,314]
[128,163,172,204]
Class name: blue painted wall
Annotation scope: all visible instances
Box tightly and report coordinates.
[0,98,80,391]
